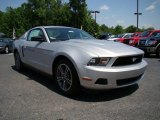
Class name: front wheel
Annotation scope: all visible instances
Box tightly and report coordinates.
[5,47,9,54]
[54,59,80,96]
[14,51,23,71]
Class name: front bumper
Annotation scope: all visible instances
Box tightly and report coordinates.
[138,46,157,53]
[80,60,147,89]
[0,46,5,52]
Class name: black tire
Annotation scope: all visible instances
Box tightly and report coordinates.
[54,59,80,96]
[14,51,23,71]
[4,46,9,54]
[156,46,160,58]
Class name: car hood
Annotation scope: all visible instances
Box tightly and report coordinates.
[60,39,144,57]
[0,42,5,46]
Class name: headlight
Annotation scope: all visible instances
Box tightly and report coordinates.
[146,40,157,46]
[129,40,134,44]
[87,57,110,66]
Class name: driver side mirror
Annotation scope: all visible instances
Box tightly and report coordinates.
[31,36,45,42]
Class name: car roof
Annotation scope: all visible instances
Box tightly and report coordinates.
[34,26,75,29]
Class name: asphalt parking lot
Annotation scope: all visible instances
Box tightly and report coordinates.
[0,53,160,120]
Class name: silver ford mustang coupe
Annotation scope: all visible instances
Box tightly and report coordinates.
[13,26,147,95]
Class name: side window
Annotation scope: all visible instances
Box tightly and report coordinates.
[27,29,45,41]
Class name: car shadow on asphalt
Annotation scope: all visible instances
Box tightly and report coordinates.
[12,65,139,102]
[74,84,139,102]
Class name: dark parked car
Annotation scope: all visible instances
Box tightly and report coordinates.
[137,32,160,57]
[0,38,13,54]
[98,33,112,40]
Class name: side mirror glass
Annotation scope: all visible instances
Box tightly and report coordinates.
[31,36,45,42]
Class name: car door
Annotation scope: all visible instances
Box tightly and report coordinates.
[23,29,45,67]
[23,28,53,73]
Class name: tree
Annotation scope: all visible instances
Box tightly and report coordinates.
[145,27,155,31]
[113,25,124,35]
[100,24,109,33]
[1,0,153,38]
[83,14,99,36]
[125,25,137,33]
[27,0,50,26]
[0,7,17,37]
[69,0,88,28]
[48,1,71,26]
[0,11,3,22]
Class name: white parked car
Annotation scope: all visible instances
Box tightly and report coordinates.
[13,26,147,95]
[107,35,119,41]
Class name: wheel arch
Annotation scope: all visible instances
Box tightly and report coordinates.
[13,48,19,56]
[52,54,81,81]
[13,48,18,53]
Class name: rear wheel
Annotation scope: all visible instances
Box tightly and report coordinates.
[156,46,160,57]
[54,59,80,96]
[14,51,23,71]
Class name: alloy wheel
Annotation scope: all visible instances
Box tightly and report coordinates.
[56,64,72,91]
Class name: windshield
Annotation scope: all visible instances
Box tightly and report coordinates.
[109,35,118,38]
[124,34,133,38]
[154,32,160,38]
[45,27,95,42]
[133,33,140,37]
[138,31,151,37]
[117,34,124,38]
[0,39,5,42]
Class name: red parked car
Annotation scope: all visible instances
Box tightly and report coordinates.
[118,33,134,43]
[118,32,141,44]
[132,32,142,37]
[124,30,160,46]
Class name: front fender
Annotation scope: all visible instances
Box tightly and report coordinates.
[52,47,98,82]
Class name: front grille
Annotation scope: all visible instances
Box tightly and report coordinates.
[138,40,146,46]
[123,39,130,44]
[112,55,143,66]
[116,74,143,86]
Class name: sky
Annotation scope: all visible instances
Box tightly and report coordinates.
[0,0,159,29]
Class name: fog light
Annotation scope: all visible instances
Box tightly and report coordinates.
[95,78,108,85]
